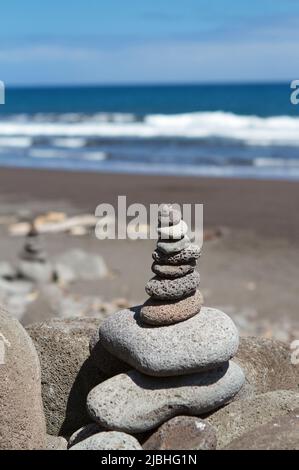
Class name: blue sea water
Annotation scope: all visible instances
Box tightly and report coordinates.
[0,83,299,179]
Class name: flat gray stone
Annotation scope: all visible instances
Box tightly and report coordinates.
[70,432,142,450]
[145,271,200,301]
[153,244,201,265]
[207,389,299,449]
[152,262,195,279]
[157,236,190,255]
[87,362,245,433]
[18,260,54,284]
[98,306,239,376]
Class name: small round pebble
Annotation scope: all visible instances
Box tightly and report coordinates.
[145,271,200,300]
[140,290,203,326]
[158,205,181,227]
[153,244,201,265]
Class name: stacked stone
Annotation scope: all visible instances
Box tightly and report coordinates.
[141,204,203,326]
[74,205,245,447]
[18,226,53,283]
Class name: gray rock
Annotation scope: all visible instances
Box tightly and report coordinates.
[153,244,201,265]
[207,390,299,449]
[0,306,46,450]
[55,249,108,281]
[145,271,200,301]
[46,435,68,450]
[18,260,54,284]
[0,261,16,279]
[90,332,130,376]
[68,423,103,448]
[151,262,195,279]
[70,432,142,450]
[98,306,239,376]
[157,235,190,255]
[157,220,188,240]
[26,317,105,436]
[143,416,217,450]
[87,362,244,433]
[158,205,181,227]
[224,410,299,450]
[235,336,299,395]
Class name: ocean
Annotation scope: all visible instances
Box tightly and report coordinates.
[0,83,299,180]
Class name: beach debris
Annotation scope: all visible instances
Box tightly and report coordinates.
[81,204,245,443]
[9,213,98,236]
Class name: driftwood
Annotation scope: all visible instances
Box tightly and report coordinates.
[9,214,98,236]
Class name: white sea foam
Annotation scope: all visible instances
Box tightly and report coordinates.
[0,111,299,146]
[0,137,32,148]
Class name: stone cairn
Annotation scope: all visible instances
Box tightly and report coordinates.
[18,225,53,283]
[71,205,245,448]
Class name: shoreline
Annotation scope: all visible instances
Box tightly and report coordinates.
[0,166,298,242]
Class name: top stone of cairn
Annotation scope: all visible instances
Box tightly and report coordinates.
[141,204,203,326]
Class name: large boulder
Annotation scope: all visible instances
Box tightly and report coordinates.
[224,410,299,450]
[207,389,299,449]
[0,306,46,449]
[235,336,299,394]
[26,317,105,436]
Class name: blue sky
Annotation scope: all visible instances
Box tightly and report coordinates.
[0,0,299,85]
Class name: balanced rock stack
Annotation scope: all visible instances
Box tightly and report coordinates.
[18,226,53,283]
[75,205,245,447]
[141,204,202,326]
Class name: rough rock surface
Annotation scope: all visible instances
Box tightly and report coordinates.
[90,332,130,376]
[70,432,142,450]
[207,389,299,449]
[152,245,201,265]
[235,336,299,394]
[157,235,190,255]
[224,410,299,450]
[151,262,195,279]
[143,416,217,450]
[98,307,239,376]
[140,290,203,326]
[145,271,200,300]
[68,423,103,448]
[157,220,188,240]
[0,306,46,450]
[46,435,68,450]
[87,362,245,433]
[26,317,104,436]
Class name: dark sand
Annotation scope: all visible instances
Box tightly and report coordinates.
[0,167,298,337]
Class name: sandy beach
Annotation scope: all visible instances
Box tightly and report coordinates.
[0,167,298,340]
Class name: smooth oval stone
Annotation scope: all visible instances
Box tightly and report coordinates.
[153,244,201,265]
[157,235,190,255]
[157,220,188,240]
[140,290,203,326]
[145,271,200,300]
[151,261,195,279]
[70,431,142,450]
[98,307,239,376]
[158,205,181,227]
[87,362,245,434]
